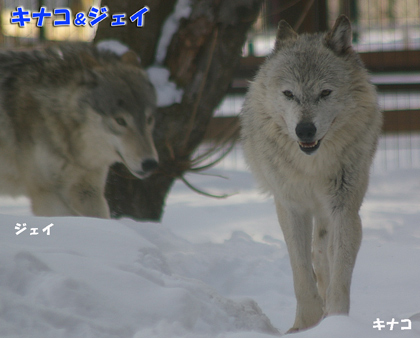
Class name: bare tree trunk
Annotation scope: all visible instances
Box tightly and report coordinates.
[95,0,262,221]
[94,0,178,67]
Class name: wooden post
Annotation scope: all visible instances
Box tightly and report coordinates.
[95,0,263,220]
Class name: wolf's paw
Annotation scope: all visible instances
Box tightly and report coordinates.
[286,327,300,334]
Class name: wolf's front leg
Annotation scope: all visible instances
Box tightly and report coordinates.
[312,214,331,303]
[325,209,362,315]
[63,169,111,218]
[275,200,324,332]
[67,187,110,218]
[30,189,78,216]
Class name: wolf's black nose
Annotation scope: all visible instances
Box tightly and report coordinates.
[142,159,158,173]
[295,122,317,142]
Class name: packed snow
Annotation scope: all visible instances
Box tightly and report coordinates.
[146,0,191,107]
[146,66,184,107]
[97,40,130,56]
[155,0,192,64]
[0,145,420,337]
[95,40,183,108]
[95,0,190,109]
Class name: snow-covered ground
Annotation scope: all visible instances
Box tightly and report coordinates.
[0,143,420,338]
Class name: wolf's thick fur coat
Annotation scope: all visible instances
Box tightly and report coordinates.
[240,16,382,332]
[0,44,158,218]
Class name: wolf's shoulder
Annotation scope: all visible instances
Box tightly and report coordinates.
[0,43,120,73]
[0,43,125,87]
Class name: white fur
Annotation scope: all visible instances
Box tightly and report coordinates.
[240,16,382,332]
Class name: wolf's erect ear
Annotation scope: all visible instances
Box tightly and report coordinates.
[325,15,353,55]
[121,51,142,67]
[274,20,298,50]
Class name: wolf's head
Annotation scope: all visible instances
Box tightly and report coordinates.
[258,16,374,155]
[79,49,159,178]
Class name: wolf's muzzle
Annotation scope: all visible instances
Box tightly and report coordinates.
[295,122,316,141]
[295,122,320,155]
[132,158,159,178]
[117,151,159,179]
[141,158,158,174]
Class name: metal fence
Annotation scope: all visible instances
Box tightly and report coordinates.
[1,0,419,171]
[206,0,420,172]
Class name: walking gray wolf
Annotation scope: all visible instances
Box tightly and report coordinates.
[0,43,158,218]
[240,16,382,332]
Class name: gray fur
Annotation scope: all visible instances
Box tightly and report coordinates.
[0,43,158,218]
[240,16,382,332]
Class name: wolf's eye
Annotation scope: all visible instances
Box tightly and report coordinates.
[282,90,294,99]
[320,89,332,98]
[115,117,127,127]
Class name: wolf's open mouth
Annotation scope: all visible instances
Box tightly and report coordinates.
[116,150,148,179]
[298,140,321,154]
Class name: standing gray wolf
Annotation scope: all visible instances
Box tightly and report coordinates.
[0,43,158,218]
[240,16,382,332]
